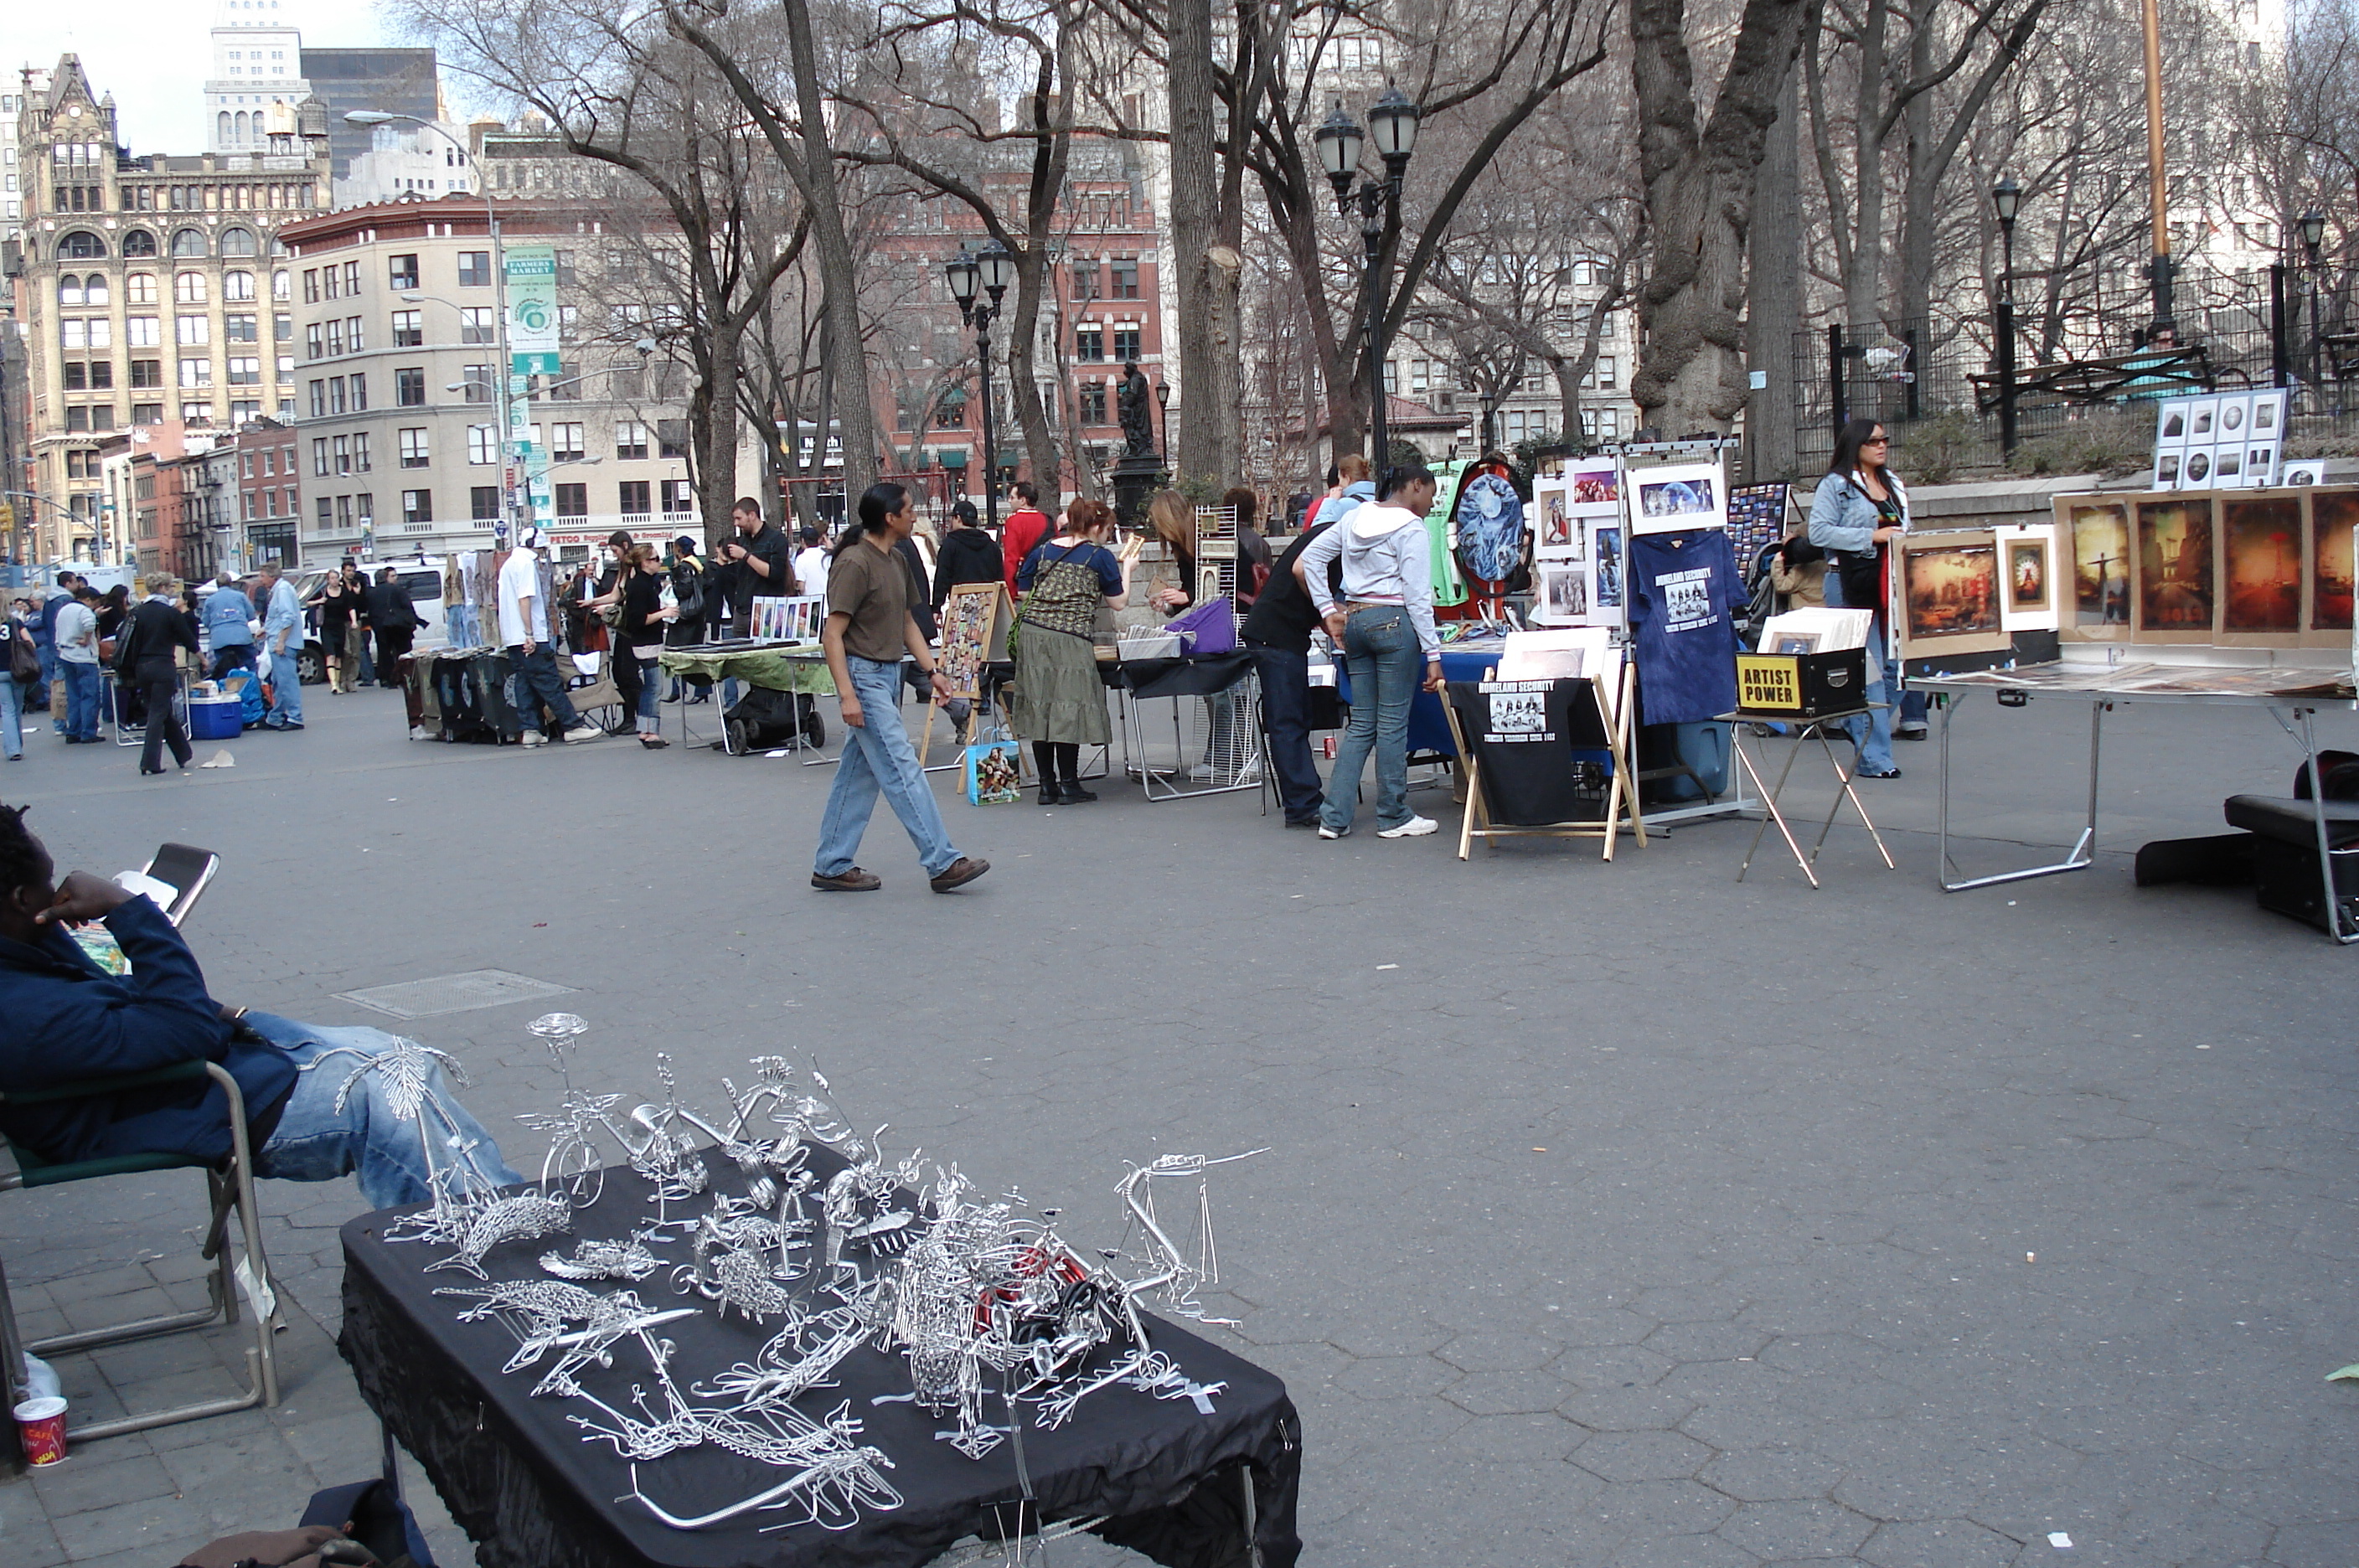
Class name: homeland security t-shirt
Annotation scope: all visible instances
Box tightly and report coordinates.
[1447,678,1607,825]
[1629,528,1741,725]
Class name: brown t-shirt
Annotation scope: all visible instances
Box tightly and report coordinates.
[827,536,913,662]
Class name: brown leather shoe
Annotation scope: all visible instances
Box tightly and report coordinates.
[927,856,990,893]
[811,866,882,892]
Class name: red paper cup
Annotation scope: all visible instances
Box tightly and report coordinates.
[14,1395,67,1465]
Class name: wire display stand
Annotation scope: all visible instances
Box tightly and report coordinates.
[1120,671,1263,802]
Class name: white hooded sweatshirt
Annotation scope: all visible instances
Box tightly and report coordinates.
[1298,499,1441,658]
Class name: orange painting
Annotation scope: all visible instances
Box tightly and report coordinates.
[2068,502,2130,627]
[2222,498,2301,632]
[2136,499,2214,630]
[2316,493,2357,632]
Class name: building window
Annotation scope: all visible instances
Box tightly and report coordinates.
[551,422,586,462]
[62,318,111,348]
[462,365,491,403]
[225,313,258,343]
[341,261,360,296]
[307,379,326,417]
[172,230,209,260]
[617,480,651,515]
[661,478,694,513]
[555,482,588,518]
[276,312,292,343]
[457,251,492,288]
[1113,328,1140,362]
[328,378,347,415]
[349,373,368,411]
[345,316,364,353]
[181,403,214,427]
[131,359,163,388]
[1410,359,1429,395]
[273,270,291,301]
[390,309,421,347]
[132,402,165,426]
[64,405,88,432]
[175,271,209,305]
[62,363,86,390]
[353,431,371,472]
[327,319,346,357]
[471,485,502,521]
[459,306,494,345]
[1595,355,1617,390]
[400,428,431,468]
[615,421,650,461]
[179,359,213,388]
[1080,383,1107,425]
[317,496,333,531]
[467,425,498,465]
[225,270,256,302]
[126,272,157,306]
[402,488,433,525]
[227,357,261,385]
[302,268,320,303]
[1111,258,1139,298]
[56,230,106,260]
[389,254,419,291]
[657,420,688,459]
[1076,325,1104,361]
[333,434,353,475]
[312,437,330,477]
[395,368,426,406]
[127,317,161,348]
[305,323,323,359]
[1071,260,1100,300]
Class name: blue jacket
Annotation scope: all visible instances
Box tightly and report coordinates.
[0,897,297,1165]
[1311,481,1377,530]
[200,587,256,648]
[1806,470,1911,556]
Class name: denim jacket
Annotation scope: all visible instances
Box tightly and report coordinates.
[1807,470,1910,556]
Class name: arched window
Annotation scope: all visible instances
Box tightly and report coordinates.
[57,230,106,260]
[121,229,157,258]
[271,269,291,300]
[220,227,256,257]
[234,111,249,145]
[59,276,85,306]
[218,111,231,146]
[170,229,206,258]
[224,270,255,302]
[126,271,157,305]
[82,274,109,307]
[175,271,209,305]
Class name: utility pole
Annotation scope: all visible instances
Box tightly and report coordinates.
[2139,0,2175,338]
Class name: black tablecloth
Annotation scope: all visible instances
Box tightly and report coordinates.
[338,1152,1300,1568]
[1118,650,1255,701]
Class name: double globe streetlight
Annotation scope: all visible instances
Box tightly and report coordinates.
[945,242,1017,531]
[1314,85,1422,474]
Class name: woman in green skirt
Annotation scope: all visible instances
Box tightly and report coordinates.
[1014,498,1128,804]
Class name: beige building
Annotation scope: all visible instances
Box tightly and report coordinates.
[13,53,328,562]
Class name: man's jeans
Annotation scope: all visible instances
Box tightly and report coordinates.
[1249,641,1324,823]
[35,640,57,717]
[1820,570,1896,773]
[1321,605,1422,833]
[815,654,959,876]
[60,659,101,741]
[244,1014,523,1210]
[505,644,581,734]
[263,644,304,726]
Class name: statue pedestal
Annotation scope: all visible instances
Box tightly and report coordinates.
[1112,452,1168,529]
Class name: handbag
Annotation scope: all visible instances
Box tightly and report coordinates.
[3,622,35,684]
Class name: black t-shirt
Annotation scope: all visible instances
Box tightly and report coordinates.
[725,524,793,616]
[1447,678,1605,826]
[1241,523,1343,653]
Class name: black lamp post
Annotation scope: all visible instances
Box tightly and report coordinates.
[1315,83,1421,477]
[1993,175,2022,458]
[2302,209,2327,400]
[946,242,1016,531]
[1154,379,1171,462]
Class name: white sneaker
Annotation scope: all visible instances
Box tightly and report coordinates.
[1377,815,1438,838]
[518,730,547,747]
[560,724,605,743]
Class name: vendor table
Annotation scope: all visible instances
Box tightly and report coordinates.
[339,1152,1301,1568]
[656,642,834,756]
[1329,644,1511,761]
[1719,707,1895,889]
[1918,667,2359,942]
[1115,650,1262,801]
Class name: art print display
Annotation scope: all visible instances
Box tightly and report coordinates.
[2155,400,2194,445]
[1585,523,1626,626]
[2251,389,2287,436]
[2134,498,2215,633]
[2221,498,2303,635]
[2315,490,2357,631]
[1533,562,1587,623]
[1533,481,1575,552]
[2154,449,2183,489]
[2212,446,2247,489]
[1626,528,1742,723]
[2062,500,2132,630]
[1568,461,1619,505]
[1629,462,1727,536]
[937,581,1012,698]
[1454,471,1526,585]
[2246,446,2280,488]
[747,596,826,643]
[1995,524,2060,632]
[2284,460,2328,487]
[2182,447,2216,486]
[2150,391,2289,490]
[1898,533,2005,655]
[1725,482,1792,569]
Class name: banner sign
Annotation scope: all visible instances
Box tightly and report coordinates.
[503,244,560,377]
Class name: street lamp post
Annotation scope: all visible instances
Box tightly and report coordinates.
[1315,85,1422,477]
[945,244,1015,532]
[1993,176,2022,460]
[2301,209,2327,405]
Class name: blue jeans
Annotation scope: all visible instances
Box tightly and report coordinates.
[632,652,662,730]
[1322,605,1422,833]
[34,642,56,717]
[245,1014,523,1210]
[263,643,304,726]
[1249,642,1324,823]
[61,660,101,741]
[0,672,22,758]
[504,644,581,734]
[815,654,959,877]
[1820,571,1895,773]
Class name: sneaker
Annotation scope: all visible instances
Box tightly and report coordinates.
[1377,815,1439,838]
[560,724,605,743]
[1284,817,1321,829]
[410,725,431,741]
[928,856,991,893]
[812,866,882,892]
[1857,766,1902,780]
[1317,823,1350,839]
[1896,723,1928,740]
[519,730,548,747]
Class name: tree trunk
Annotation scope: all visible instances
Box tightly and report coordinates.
[1843,0,1892,329]
[776,0,876,498]
[1630,0,1813,436]
[1747,60,1804,480]
[694,329,742,545]
[1168,0,1226,488]
[1007,235,1058,498]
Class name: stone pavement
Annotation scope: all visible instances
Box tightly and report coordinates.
[1,677,2356,1566]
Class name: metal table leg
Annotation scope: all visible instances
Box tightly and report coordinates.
[1809,730,1897,870]
[1938,693,2103,891]
[2285,705,2359,944]
[1736,725,1820,888]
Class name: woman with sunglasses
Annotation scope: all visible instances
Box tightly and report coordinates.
[1807,419,1908,779]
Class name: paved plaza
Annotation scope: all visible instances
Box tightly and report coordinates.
[2,680,2355,1567]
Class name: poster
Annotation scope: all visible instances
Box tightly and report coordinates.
[1628,462,1727,537]
[2314,490,2356,631]
[1532,478,1575,554]
[2061,498,2132,632]
[1995,524,2060,632]
[2221,497,2302,634]
[1533,562,1587,623]
[1568,460,1618,506]
[937,581,1012,698]
[1726,482,1792,570]
[1898,533,2006,658]
[2134,497,2215,633]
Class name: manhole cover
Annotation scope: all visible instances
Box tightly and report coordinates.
[335,969,576,1019]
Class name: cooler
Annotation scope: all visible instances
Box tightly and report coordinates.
[188,694,244,740]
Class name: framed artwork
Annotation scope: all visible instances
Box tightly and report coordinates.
[2185,398,2220,442]
[1768,630,1823,655]
[2134,497,2216,636]
[2312,489,2357,632]
[2213,445,2248,489]
[2182,447,2216,486]
[1586,522,1626,625]
[1532,480,1576,554]
[2220,497,2303,637]
[2247,446,2280,487]
[1996,524,2060,631]
[2059,498,2132,634]
[2154,449,2183,489]
[2155,398,2194,446]
[1629,462,1727,536]
[937,581,1013,699]
[1897,531,2010,657]
[2250,389,2287,437]
[1568,460,1619,506]
[2216,393,2252,441]
[2283,460,2327,487]
[1726,482,1792,567]
[1533,561,1588,624]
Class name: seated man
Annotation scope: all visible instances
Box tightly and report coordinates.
[0,803,520,1210]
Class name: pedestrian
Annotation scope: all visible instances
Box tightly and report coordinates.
[1014,498,1128,805]
[664,535,710,701]
[719,498,795,611]
[1312,455,1376,529]
[1226,486,1272,611]
[898,519,937,644]
[617,544,676,750]
[1143,490,1198,614]
[791,527,830,601]
[497,529,603,747]
[998,481,1053,591]
[368,567,425,687]
[120,575,199,776]
[256,560,307,731]
[932,500,1002,616]
[53,587,104,744]
[1299,463,1445,841]
[200,571,257,680]
[1806,418,1907,780]
[0,601,32,762]
[1241,505,1346,828]
[34,573,79,727]
[344,562,378,687]
[812,482,989,895]
[316,565,360,693]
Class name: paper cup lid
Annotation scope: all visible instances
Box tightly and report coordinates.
[13,1396,65,1421]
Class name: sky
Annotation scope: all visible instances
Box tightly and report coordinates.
[8,2,450,156]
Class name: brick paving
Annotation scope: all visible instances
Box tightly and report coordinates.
[0,680,2355,1565]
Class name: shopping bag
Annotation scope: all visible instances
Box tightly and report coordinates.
[963,740,1022,804]
[1160,596,1238,655]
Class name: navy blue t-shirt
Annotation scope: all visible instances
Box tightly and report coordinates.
[1629,528,1742,725]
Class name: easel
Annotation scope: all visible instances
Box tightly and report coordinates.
[1439,664,1648,861]
[919,581,1014,771]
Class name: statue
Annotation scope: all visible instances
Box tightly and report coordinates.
[1117,361,1156,458]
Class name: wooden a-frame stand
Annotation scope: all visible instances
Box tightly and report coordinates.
[1439,663,1648,861]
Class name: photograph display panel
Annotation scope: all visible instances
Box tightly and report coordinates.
[1898,531,2011,657]
[2059,498,2132,634]
[1628,462,1727,536]
[2134,497,2216,635]
[2221,497,2303,635]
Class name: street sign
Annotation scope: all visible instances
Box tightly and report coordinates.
[504,244,560,377]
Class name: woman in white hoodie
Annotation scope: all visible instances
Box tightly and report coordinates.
[1298,465,1444,839]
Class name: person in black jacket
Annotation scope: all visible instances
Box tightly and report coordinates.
[367,569,425,689]
[932,501,1003,615]
[718,498,793,627]
[1241,518,1343,827]
[120,576,200,776]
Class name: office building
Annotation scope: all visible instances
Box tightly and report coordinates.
[301,49,440,181]
[206,0,312,155]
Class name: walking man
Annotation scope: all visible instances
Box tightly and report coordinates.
[368,568,424,687]
[812,483,989,895]
[199,571,256,680]
[257,561,306,730]
[498,529,602,747]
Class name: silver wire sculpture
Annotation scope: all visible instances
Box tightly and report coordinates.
[383,1014,1260,1538]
